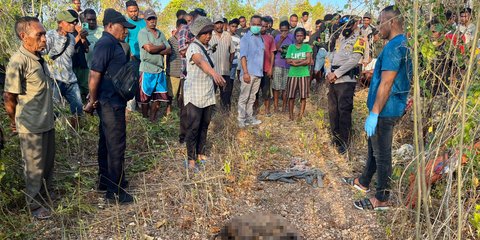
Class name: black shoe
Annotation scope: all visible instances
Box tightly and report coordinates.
[105,192,134,204]
[96,184,108,193]
[337,145,347,155]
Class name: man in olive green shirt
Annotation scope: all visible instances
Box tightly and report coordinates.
[137,9,171,121]
[3,17,55,219]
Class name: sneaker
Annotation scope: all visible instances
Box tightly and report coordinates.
[105,191,134,204]
[247,118,262,126]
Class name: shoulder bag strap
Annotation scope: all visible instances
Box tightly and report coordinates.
[192,42,215,68]
[51,34,70,61]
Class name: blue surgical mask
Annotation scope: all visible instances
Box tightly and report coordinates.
[250,26,261,34]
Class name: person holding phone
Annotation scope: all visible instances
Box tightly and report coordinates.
[70,9,90,102]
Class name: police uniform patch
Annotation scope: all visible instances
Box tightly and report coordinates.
[353,38,366,55]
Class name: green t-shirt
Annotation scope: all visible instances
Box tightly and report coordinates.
[138,28,170,73]
[286,43,313,77]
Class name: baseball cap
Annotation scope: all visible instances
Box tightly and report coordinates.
[363,12,372,19]
[212,15,224,24]
[143,9,156,20]
[56,10,78,23]
[103,8,135,29]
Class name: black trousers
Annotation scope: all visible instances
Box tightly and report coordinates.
[179,78,187,142]
[97,101,128,194]
[359,117,399,202]
[328,82,356,148]
[184,103,213,161]
[214,75,233,111]
[256,73,272,100]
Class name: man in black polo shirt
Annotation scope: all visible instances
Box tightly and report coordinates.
[84,8,135,204]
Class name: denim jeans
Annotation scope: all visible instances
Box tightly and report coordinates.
[53,81,83,116]
[359,117,399,202]
[230,64,238,81]
[97,101,128,194]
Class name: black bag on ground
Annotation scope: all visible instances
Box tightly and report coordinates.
[107,59,140,101]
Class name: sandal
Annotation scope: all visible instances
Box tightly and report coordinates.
[184,160,200,173]
[342,177,370,193]
[32,207,51,220]
[354,198,390,211]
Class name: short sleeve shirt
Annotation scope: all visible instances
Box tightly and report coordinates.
[261,34,276,73]
[90,32,129,107]
[286,43,312,77]
[86,26,104,68]
[183,40,216,108]
[4,46,54,133]
[125,17,146,59]
[210,31,235,76]
[45,30,77,84]
[239,31,265,77]
[138,28,170,73]
[274,33,295,69]
[367,34,412,117]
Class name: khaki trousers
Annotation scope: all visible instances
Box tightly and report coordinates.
[19,129,55,210]
[237,76,261,123]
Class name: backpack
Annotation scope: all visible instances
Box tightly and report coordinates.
[107,59,140,101]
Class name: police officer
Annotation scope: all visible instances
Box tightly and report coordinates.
[325,15,365,154]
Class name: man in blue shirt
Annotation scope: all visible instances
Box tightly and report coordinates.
[237,15,264,128]
[124,0,145,112]
[124,0,145,61]
[84,8,135,204]
[343,6,412,211]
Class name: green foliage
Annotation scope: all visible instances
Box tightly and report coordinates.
[292,0,325,22]
[471,205,480,238]
[0,0,23,67]
[223,0,255,20]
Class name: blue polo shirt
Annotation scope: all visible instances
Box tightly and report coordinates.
[125,17,146,59]
[239,30,264,77]
[367,34,412,117]
[90,32,129,107]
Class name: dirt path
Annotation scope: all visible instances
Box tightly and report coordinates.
[39,88,389,239]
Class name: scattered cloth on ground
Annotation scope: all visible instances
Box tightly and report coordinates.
[405,141,479,208]
[393,144,414,164]
[258,157,325,188]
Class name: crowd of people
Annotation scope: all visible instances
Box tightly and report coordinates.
[1,0,478,221]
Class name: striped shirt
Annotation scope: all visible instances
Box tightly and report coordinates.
[184,39,216,108]
[210,31,235,76]
[167,36,182,77]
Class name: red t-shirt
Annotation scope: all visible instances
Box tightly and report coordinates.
[262,34,276,73]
